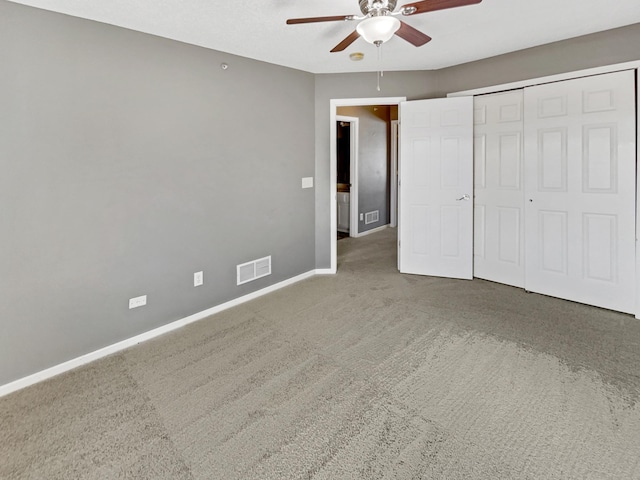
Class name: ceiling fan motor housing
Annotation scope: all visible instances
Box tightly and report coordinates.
[359,0,398,16]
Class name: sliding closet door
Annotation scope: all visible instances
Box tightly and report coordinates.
[473,91,525,287]
[524,70,636,314]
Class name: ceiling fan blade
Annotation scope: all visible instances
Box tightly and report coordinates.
[395,21,432,47]
[401,0,482,16]
[286,15,353,25]
[330,31,360,53]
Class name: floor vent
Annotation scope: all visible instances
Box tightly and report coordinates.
[237,256,272,285]
[364,210,379,225]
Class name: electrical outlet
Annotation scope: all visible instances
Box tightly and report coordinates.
[360,213,364,221]
[194,271,204,287]
[129,295,147,309]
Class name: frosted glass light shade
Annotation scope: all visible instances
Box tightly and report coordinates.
[356,16,401,44]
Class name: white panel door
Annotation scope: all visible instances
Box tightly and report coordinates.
[399,97,474,278]
[524,70,636,313]
[474,90,525,287]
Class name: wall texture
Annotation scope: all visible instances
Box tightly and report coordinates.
[337,105,391,233]
[0,1,315,385]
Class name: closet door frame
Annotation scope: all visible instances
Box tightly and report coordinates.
[449,60,640,319]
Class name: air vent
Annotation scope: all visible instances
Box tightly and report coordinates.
[237,255,272,285]
[364,210,379,225]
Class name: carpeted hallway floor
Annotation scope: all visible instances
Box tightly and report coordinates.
[2,227,640,479]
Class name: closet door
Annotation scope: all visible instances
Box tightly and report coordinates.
[524,70,636,314]
[474,91,525,287]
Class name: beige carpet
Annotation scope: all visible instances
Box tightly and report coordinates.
[2,227,640,479]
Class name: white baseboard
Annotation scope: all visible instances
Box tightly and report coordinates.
[356,224,389,237]
[315,268,336,275]
[0,269,319,398]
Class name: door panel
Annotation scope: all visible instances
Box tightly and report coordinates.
[337,192,350,233]
[399,97,473,278]
[473,90,525,287]
[538,210,568,274]
[497,207,520,264]
[538,128,567,190]
[524,70,636,314]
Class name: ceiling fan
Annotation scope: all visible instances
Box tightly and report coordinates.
[286,0,482,53]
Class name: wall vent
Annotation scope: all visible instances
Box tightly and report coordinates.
[237,256,272,285]
[364,210,379,225]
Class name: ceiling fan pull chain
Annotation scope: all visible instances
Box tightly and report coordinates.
[376,43,382,91]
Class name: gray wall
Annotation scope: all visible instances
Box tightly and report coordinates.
[437,23,640,95]
[337,105,392,233]
[3,1,640,387]
[0,1,315,385]
[314,23,640,269]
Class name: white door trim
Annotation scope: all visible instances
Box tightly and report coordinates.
[336,115,359,237]
[636,74,640,319]
[329,97,406,273]
[390,120,399,228]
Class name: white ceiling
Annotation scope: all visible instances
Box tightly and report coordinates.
[8,0,640,74]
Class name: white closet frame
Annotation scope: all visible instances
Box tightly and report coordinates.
[448,60,640,319]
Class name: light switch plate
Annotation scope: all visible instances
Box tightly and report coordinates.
[302,177,313,189]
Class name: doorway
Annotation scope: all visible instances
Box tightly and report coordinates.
[329,97,405,272]
[336,116,358,240]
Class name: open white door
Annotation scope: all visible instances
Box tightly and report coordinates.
[399,97,474,278]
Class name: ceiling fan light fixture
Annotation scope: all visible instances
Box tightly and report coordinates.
[356,15,400,45]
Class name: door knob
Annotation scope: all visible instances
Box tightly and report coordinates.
[456,194,471,201]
